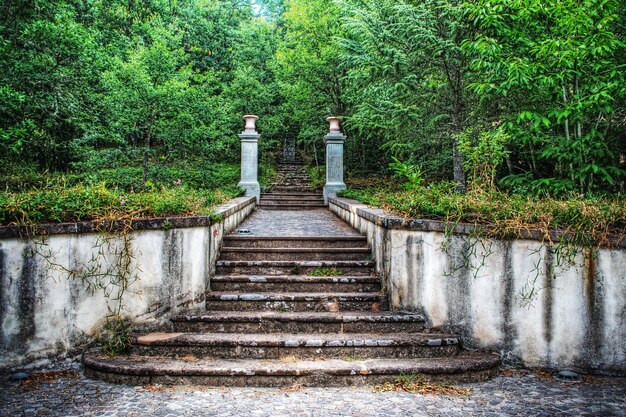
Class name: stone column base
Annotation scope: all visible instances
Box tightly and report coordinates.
[238,182,260,203]
[323,183,346,204]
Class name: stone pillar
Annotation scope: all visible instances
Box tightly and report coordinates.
[238,115,260,202]
[323,116,347,204]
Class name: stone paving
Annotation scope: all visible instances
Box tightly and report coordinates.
[235,209,361,237]
[2,364,624,416]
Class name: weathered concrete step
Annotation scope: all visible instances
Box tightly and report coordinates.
[259,199,323,205]
[257,204,327,211]
[215,260,375,275]
[210,275,380,292]
[258,200,325,206]
[222,236,368,249]
[205,292,386,312]
[260,195,321,200]
[259,199,324,205]
[271,182,310,186]
[170,311,426,333]
[275,176,309,180]
[263,192,321,197]
[271,184,311,187]
[258,202,325,207]
[83,353,501,386]
[131,332,461,359]
[260,195,322,201]
[219,247,371,261]
[271,187,315,193]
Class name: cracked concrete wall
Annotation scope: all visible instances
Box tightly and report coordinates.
[330,198,626,375]
[0,197,255,369]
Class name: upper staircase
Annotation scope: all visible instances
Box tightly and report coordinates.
[259,158,325,210]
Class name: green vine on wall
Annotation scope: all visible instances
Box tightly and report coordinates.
[25,222,141,355]
[438,218,591,308]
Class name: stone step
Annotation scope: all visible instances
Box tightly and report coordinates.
[258,199,325,205]
[270,178,309,187]
[259,199,324,206]
[209,275,381,292]
[205,292,386,312]
[272,186,313,193]
[219,247,371,261]
[83,353,501,386]
[215,260,375,275]
[262,192,322,197]
[131,332,461,360]
[271,187,316,193]
[257,204,327,211]
[170,311,427,333]
[272,182,310,186]
[271,181,310,185]
[260,195,323,201]
[222,236,368,249]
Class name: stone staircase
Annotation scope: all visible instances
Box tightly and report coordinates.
[84,230,499,386]
[259,161,325,210]
[83,159,500,386]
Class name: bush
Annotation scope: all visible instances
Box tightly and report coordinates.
[0,182,242,225]
[340,185,626,247]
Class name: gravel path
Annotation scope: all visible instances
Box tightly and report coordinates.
[2,364,624,416]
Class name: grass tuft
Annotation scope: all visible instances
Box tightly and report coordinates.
[307,267,343,277]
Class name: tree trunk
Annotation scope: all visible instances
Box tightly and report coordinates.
[143,150,148,185]
[453,140,465,193]
[451,97,466,193]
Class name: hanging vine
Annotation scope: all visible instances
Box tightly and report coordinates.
[25,221,141,355]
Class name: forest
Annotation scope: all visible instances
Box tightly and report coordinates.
[1,0,625,236]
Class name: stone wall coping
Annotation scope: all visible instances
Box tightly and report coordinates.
[0,196,256,240]
[329,197,626,249]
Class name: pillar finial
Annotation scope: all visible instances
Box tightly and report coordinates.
[243,115,259,133]
[326,116,342,133]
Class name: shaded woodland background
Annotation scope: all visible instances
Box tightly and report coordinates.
[1,0,625,196]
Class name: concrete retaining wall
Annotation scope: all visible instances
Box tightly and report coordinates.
[329,197,626,375]
[0,197,255,369]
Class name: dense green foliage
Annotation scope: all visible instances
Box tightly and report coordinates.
[1,0,625,226]
[0,0,284,180]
